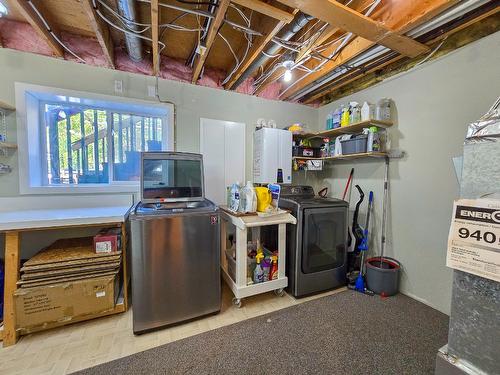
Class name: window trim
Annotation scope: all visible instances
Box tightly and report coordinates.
[15,82,175,195]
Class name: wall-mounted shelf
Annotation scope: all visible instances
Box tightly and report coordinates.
[293,120,393,139]
[293,152,387,162]
[0,101,16,111]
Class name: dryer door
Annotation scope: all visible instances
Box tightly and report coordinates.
[301,206,347,273]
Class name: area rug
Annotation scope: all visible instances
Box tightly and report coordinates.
[75,291,448,374]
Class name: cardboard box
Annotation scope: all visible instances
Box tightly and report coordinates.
[94,229,121,253]
[14,275,118,330]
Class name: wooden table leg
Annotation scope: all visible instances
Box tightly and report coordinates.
[3,231,20,347]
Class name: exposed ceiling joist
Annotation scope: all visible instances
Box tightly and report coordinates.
[9,0,64,57]
[231,0,294,23]
[224,18,289,90]
[311,11,500,105]
[81,0,114,68]
[151,0,160,76]
[192,0,231,83]
[254,23,340,95]
[276,0,430,58]
[279,0,459,100]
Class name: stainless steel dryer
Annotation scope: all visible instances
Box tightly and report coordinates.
[263,185,348,297]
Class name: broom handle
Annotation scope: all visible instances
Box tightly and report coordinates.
[380,157,389,262]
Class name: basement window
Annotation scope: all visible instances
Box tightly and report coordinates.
[15,83,174,194]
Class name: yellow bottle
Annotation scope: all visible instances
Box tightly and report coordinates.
[340,106,350,127]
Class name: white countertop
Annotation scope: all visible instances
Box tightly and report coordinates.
[0,205,131,231]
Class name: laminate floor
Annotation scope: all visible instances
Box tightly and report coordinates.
[0,284,344,375]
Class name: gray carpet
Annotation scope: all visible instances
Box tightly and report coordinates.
[75,291,449,375]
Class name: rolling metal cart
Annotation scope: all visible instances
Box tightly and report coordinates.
[220,209,296,307]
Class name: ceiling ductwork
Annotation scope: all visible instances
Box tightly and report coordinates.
[116,0,143,62]
[231,11,314,90]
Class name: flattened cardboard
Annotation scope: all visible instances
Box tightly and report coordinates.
[14,275,117,329]
[21,261,120,280]
[21,254,121,272]
[18,270,119,288]
[24,237,121,266]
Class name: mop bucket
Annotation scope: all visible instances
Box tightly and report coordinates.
[365,257,401,296]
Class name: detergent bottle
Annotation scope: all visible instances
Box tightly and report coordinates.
[253,253,265,284]
[340,105,350,127]
[269,255,278,280]
[332,107,342,129]
[229,182,241,212]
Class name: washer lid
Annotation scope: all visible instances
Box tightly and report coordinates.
[133,199,217,216]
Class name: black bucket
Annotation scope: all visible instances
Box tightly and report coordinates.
[365,257,401,296]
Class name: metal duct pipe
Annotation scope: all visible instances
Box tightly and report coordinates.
[117,0,143,62]
[231,11,314,89]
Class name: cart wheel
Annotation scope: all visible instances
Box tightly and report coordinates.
[274,288,285,297]
[232,297,242,308]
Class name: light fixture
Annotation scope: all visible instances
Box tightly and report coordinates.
[283,69,292,82]
[0,2,8,17]
[282,59,294,83]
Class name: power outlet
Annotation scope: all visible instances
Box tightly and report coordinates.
[148,85,157,98]
[114,80,123,94]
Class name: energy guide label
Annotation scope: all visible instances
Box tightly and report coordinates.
[446,199,500,282]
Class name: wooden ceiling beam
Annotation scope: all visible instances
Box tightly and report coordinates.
[9,0,64,57]
[192,0,231,83]
[81,0,115,69]
[305,4,500,105]
[276,0,429,58]
[253,0,378,95]
[224,17,289,90]
[231,0,294,23]
[254,23,339,95]
[151,0,160,76]
[278,0,459,100]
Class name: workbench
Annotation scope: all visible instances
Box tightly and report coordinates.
[0,196,132,347]
[220,209,296,307]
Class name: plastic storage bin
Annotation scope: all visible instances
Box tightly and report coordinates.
[340,135,368,154]
[293,146,319,158]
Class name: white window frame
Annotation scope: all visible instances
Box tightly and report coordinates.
[15,82,175,195]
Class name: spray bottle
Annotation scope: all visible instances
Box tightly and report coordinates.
[254,253,265,284]
[269,255,278,280]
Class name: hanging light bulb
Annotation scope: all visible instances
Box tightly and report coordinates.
[283,69,292,82]
[282,58,294,83]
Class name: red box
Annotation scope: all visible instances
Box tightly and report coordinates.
[93,228,121,253]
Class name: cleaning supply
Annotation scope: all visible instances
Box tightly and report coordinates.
[376,98,391,121]
[255,187,272,212]
[361,101,375,121]
[262,258,271,282]
[354,191,374,295]
[268,184,281,211]
[332,107,342,129]
[269,255,278,280]
[340,105,350,127]
[371,126,381,152]
[239,181,257,213]
[229,182,241,211]
[349,102,361,124]
[253,252,265,283]
[326,112,333,130]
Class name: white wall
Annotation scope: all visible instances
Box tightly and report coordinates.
[315,31,500,314]
[0,48,317,196]
[1,32,498,314]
